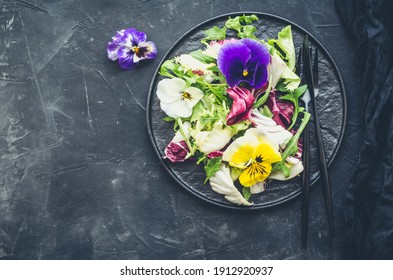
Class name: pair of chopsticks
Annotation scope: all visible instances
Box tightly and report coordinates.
[296,36,335,248]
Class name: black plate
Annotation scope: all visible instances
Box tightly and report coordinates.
[147,12,346,210]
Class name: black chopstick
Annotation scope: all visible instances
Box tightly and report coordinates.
[301,112,311,248]
[298,44,311,249]
[310,49,335,238]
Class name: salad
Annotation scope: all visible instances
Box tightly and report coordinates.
[156,15,310,206]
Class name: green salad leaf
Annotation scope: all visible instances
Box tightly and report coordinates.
[225,14,259,39]
[268,25,296,70]
[204,157,222,183]
[280,84,307,129]
[271,111,311,176]
[202,26,227,43]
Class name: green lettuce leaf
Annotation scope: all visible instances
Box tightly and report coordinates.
[201,26,227,43]
[225,14,259,39]
[268,25,296,70]
[204,157,223,183]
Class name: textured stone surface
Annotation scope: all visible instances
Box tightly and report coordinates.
[0,0,362,259]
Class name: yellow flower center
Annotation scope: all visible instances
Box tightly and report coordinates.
[181,91,193,101]
[132,46,140,53]
[242,69,249,77]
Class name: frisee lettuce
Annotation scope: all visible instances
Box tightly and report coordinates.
[225,14,259,39]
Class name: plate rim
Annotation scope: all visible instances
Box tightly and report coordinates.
[146,11,347,210]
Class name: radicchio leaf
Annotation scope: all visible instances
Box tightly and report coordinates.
[266,90,294,129]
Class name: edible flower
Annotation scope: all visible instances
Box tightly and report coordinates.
[222,128,281,187]
[217,38,270,88]
[107,28,157,69]
[157,78,204,118]
[226,86,255,125]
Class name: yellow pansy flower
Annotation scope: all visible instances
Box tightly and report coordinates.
[222,128,282,187]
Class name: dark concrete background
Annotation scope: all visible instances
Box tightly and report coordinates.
[0,0,362,259]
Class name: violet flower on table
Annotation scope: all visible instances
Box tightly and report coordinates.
[107,28,157,69]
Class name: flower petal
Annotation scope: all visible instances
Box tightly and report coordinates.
[253,142,282,164]
[217,41,250,87]
[184,86,204,108]
[250,61,268,89]
[123,28,147,47]
[138,41,158,59]
[117,47,138,69]
[170,99,193,118]
[112,29,126,45]
[107,42,120,61]
[239,161,272,187]
[218,39,270,88]
[241,38,270,66]
[160,101,178,118]
[157,78,185,103]
[222,129,259,168]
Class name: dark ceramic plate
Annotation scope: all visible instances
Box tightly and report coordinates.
[147,12,346,210]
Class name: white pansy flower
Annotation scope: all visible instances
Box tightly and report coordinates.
[209,165,253,206]
[157,78,203,118]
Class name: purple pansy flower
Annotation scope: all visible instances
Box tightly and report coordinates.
[107,28,157,70]
[226,86,255,125]
[217,38,270,88]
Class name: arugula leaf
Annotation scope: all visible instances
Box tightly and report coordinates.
[271,111,310,175]
[189,49,216,64]
[280,84,307,130]
[204,157,223,183]
[242,187,252,201]
[272,161,290,178]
